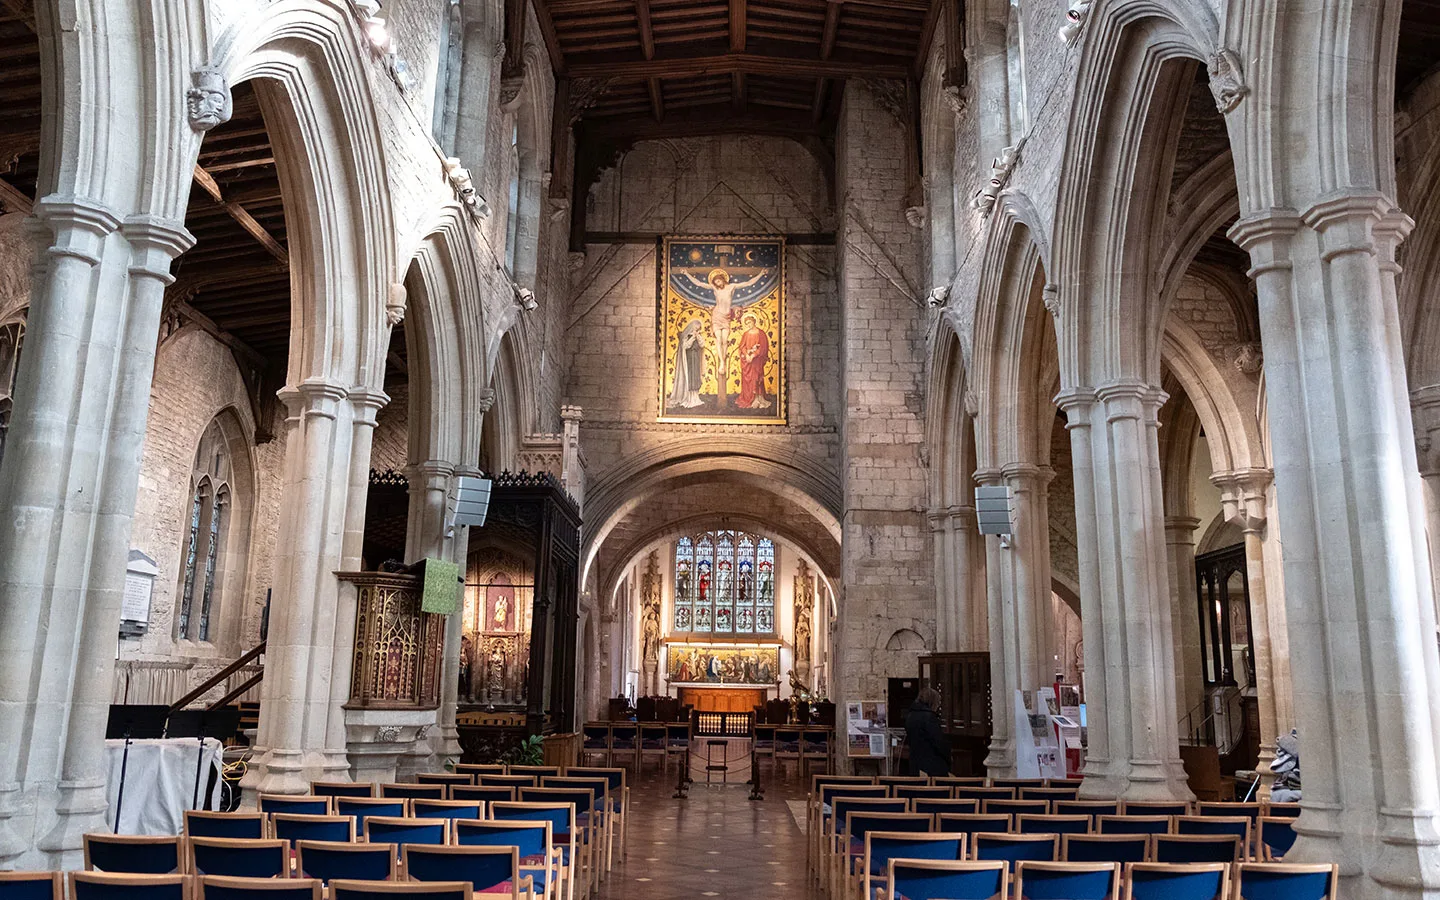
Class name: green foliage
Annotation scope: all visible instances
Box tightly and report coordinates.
[499,734,545,767]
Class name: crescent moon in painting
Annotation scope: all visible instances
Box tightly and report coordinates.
[745,250,757,261]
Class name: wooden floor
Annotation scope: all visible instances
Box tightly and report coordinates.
[595,770,807,900]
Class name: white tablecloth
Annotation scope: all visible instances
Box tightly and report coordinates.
[104,738,224,835]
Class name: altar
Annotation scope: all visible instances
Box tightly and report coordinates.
[677,686,767,713]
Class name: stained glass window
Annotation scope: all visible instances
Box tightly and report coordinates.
[672,529,777,635]
[175,417,238,643]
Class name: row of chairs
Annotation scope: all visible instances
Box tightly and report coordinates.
[80,808,585,900]
[871,859,1337,900]
[578,723,686,774]
[4,869,525,899]
[752,724,835,781]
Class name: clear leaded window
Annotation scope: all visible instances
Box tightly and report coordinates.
[673,530,776,635]
[176,419,235,642]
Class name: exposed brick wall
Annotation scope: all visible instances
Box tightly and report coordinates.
[834,83,933,708]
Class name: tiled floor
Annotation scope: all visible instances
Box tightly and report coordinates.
[594,767,809,900]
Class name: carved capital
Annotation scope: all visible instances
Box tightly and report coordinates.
[1042,284,1060,319]
[1227,341,1264,375]
[1212,468,1273,534]
[386,283,407,328]
[1206,49,1249,114]
[477,388,497,415]
[926,285,950,309]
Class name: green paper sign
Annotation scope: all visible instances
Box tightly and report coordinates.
[421,557,460,614]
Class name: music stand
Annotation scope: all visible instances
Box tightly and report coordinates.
[166,707,243,809]
[105,705,169,834]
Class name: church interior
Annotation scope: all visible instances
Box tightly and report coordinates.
[2,0,1440,898]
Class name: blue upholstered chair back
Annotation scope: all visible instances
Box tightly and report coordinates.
[364,818,448,856]
[84,835,182,874]
[1096,815,1170,835]
[1259,817,1298,859]
[895,786,951,801]
[404,846,517,892]
[973,834,1058,865]
[451,786,513,805]
[913,798,980,816]
[186,812,266,840]
[1017,815,1091,836]
[866,833,964,875]
[833,798,906,829]
[1234,865,1335,900]
[330,881,470,900]
[1177,816,1250,841]
[70,873,188,900]
[190,839,288,878]
[295,842,395,884]
[1014,863,1117,900]
[379,784,445,800]
[454,821,547,860]
[334,799,406,828]
[0,872,60,900]
[199,877,322,900]
[410,801,483,821]
[1060,835,1148,864]
[479,775,536,789]
[272,815,354,846]
[1122,802,1188,817]
[1153,835,1240,864]
[936,814,1012,836]
[565,768,624,793]
[311,782,374,798]
[491,804,572,841]
[1055,801,1118,819]
[257,796,329,816]
[1127,865,1227,900]
[521,787,595,818]
[984,800,1049,817]
[889,862,1003,900]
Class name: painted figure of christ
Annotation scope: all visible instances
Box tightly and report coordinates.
[684,267,764,407]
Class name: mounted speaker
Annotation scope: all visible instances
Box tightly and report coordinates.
[449,475,492,528]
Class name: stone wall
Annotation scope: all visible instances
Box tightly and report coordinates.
[834,83,933,706]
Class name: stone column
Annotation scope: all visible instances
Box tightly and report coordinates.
[929,505,986,653]
[976,465,1056,777]
[246,380,372,795]
[1230,201,1440,893]
[0,201,193,867]
[1056,384,1191,801]
[1412,385,1440,627]
[1164,515,1204,733]
[1213,469,1290,799]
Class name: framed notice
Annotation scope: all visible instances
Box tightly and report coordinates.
[846,700,889,758]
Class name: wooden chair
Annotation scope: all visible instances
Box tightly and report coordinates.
[830,814,932,899]
[185,812,266,840]
[83,834,185,874]
[1060,834,1149,865]
[196,877,321,899]
[1231,863,1338,900]
[579,724,611,767]
[801,727,832,779]
[991,778,1046,791]
[332,798,407,830]
[0,872,62,900]
[1016,814,1092,836]
[1174,815,1252,856]
[454,821,559,900]
[68,872,189,900]
[912,798,980,817]
[453,764,506,777]
[858,832,966,900]
[270,814,357,846]
[489,802,582,900]
[1123,862,1229,900]
[256,795,330,816]
[1258,816,1298,860]
[935,813,1013,838]
[562,767,630,861]
[408,800,485,822]
[310,782,374,799]
[378,783,444,801]
[885,859,1006,900]
[984,799,1050,818]
[1151,834,1241,864]
[1121,801,1189,817]
[663,723,690,776]
[637,724,667,776]
[971,832,1059,866]
[808,783,888,884]
[294,841,396,884]
[360,817,451,860]
[329,880,474,900]
[1096,815,1172,836]
[608,725,639,773]
[401,846,534,900]
[415,773,473,788]
[1014,861,1120,900]
[186,838,289,879]
[508,766,561,779]
[774,727,802,781]
[1054,800,1119,821]
[450,785,513,805]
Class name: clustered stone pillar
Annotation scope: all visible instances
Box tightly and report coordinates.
[1230,200,1440,894]
[928,505,986,652]
[1163,515,1204,732]
[1057,383,1190,801]
[1214,469,1291,797]
[976,464,1056,777]
[1412,385,1440,625]
[246,381,385,795]
[0,201,193,868]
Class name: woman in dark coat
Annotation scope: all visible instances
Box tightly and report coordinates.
[904,687,952,777]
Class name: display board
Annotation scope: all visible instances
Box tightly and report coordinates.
[846,700,889,757]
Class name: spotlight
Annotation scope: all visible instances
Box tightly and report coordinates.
[364,16,391,52]
[517,286,538,311]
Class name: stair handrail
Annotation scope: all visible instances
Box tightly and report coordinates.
[168,641,266,713]
[207,670,264,712]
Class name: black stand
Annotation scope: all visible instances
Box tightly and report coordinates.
[165,707,241,811]
[104,705,168,834]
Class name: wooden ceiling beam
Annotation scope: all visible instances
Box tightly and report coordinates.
[647,78,664,121]
[502,0,529,78]
[636,0,655,58]
[846,0,930,11]
[580,105,825,141]
[0,0,37,33]
[192,165,289,266]
[531,0,568,74]
[731,71,747,112]
[912,0,942,76]
[811,78,828,123]
[566,52,908,80]
[821,1,841,58]
[0,174,31,215]
[729,0,747,51]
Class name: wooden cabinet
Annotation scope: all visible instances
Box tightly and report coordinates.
[918,653,993,777]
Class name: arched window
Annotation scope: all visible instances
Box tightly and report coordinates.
[673,529,777,636]
[505,118,520,274]
[175,419,236,643]
[1005,0,1029,137]
[0,320,25,470]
